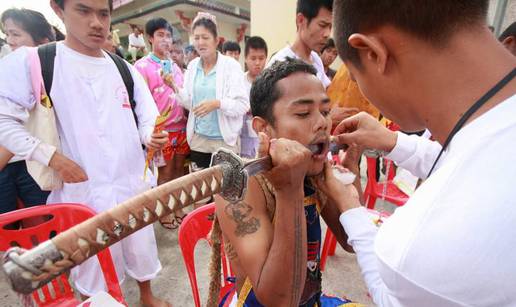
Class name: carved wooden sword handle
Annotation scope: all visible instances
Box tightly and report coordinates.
[3,146,303,294]
[3,166,224,294]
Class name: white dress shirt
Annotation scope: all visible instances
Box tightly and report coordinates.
[340,94,516,306]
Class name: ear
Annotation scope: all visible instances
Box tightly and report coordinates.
[252,116,272,137]
[502,36,515,48]
[348,33,388,74]
[50,0,64,21]
[296,13,306,31]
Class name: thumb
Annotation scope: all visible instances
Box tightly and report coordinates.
[257,132,270,158]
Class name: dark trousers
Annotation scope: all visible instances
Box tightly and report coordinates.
[0,161,50,213]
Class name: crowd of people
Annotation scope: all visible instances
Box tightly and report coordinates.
[0,0,515,306]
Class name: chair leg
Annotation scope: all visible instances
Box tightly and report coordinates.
[366,195,377,209]
[320,229,334,271]
[328,235,338,256]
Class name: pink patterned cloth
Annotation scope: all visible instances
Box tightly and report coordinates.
[135,55,186,132]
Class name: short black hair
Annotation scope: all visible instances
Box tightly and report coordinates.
[222,41,241,54]
[334,0,489,68]
[145,18,172,39]
[1,8,55,44]
[245,36,268,57]
[192,16,218,38]
[320,38,335,54]
[251,58,317,125]
[54,0,113,11]
[500,22,516,42]
[297,0,333,23]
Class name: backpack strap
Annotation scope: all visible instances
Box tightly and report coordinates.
[37,42,57,105]
[106,52,138,127]
[35,43,139,127]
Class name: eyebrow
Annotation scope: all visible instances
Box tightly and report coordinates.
[291,97,331,106]
[76,3,109,13]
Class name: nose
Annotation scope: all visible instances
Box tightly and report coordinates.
[313,109,329,133]
[90,14,103,30]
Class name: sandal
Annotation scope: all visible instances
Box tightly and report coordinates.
[159,214,179,230]
[173,213,187,225]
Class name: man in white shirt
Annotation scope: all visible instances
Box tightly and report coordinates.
[240,36,268,158]
[267,0,332,88]
[314,1,516,306]
[0,0,170,306]
[128,24,146,62]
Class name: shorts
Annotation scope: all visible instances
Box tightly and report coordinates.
[162,130,190,161]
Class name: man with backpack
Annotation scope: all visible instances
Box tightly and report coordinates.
[0,0,170,306]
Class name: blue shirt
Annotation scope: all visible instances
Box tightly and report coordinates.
[192,61,222,139]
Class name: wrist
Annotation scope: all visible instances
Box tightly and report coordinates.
[275,185,304,198]
[381,130,398,153]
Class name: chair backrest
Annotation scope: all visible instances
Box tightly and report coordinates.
[178,203,232,307]
[366,156,396,184]
[0,204,124,306]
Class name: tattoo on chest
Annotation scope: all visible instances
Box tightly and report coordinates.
[225,201,260,237]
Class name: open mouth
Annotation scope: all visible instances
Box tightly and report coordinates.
[308,140,329,156]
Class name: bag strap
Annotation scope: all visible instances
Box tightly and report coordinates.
[106,52,138,127]
[36,42,138,127]
[37,42,57,104]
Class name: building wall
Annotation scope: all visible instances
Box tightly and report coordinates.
[252,0,515,67]
[250,0,297,58]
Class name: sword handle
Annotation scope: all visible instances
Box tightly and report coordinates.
[3,166,224,294]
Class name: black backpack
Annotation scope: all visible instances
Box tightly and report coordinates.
[37,42,138,126]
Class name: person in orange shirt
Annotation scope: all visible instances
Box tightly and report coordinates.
[327,64,380,129]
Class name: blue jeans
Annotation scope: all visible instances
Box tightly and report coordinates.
[0,161,50,214]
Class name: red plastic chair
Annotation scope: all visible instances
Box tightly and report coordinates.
[363,156,409,209]
[0,204,125,306]
[320,209,391,271]
[178,203,233,307]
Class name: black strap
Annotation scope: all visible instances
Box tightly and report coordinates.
[106,52,138,127]
[37,42,138,127]
[427,67,516,177]
[37,42,57,104]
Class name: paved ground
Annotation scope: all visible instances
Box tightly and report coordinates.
[1,158,399,306]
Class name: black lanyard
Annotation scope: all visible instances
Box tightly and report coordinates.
[427,67,516,177]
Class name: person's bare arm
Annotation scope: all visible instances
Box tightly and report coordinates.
[215,137,310,307]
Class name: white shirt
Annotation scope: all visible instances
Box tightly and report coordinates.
[177,53,249,147]
[340,94,516,307]
[128,33,146,48]
[267,46,331,88]
[0,42,158,212]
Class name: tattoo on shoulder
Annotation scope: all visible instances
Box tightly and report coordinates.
[224,201,260,237]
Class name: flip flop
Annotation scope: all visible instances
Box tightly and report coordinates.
[173,213,188,225]
[159,215,179,230]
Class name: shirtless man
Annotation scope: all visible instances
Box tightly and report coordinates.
[213,58,360,307]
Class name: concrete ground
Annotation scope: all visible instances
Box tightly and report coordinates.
[1,158,400,306]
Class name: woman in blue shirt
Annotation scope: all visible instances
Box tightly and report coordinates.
[178,13,249,170]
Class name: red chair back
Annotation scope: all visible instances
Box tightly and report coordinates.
[178,203,232,307]
[0,204,125,306]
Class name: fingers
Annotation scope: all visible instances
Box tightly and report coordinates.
[269,139,311,167]
[333,113,361,135]
[62,165,88,183]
